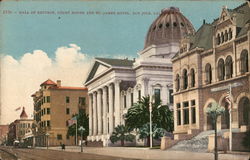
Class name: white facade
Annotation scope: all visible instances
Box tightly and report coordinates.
[85,43,175,146]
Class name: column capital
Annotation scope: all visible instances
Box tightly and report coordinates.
[97,89,102,94]
[114,79,122,84]
[102,86,108,93]
[142,77,149,82]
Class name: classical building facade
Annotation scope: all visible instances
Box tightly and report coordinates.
[172,2,250,142]
[31,79,88,146]
[7,107,33,145]
[85,7,195,146]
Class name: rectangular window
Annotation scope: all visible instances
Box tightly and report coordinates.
[47,96,50,103]
[138,90,141,100]
[183,108,189,125]
[191,100,195,106]
[154,89,161,104]
[192,107,196,124]
[124,95,127,108]
[169,89,173,104]
[177,103,181,109]
[47,108,50,114]
[66,96,70,103]
[57,134,62,140]
[78,97,86,106]
[47,121,50,127]
[183,101,189,107]
[66,108,70,114]
[131,93,133,106]
[177,103,181,125]
[177,110,181,125]
[183,101,189,125]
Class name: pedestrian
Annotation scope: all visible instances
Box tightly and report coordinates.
[62,144,65,151]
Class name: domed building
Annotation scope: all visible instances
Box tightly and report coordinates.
[84,7,195,146]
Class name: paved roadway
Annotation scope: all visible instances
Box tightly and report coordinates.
[12,148,139,160]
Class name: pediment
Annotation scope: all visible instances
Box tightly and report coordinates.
[85,61,110,84]
[219,7,232,24]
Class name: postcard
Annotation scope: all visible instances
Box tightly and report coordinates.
[0,0,249,159]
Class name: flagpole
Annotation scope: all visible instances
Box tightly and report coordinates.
[76,117,78,146]
[229,84,232,151]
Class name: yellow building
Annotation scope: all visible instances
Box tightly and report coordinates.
[32,79,88,146]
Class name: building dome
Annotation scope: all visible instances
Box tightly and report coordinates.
[144,7,195,49]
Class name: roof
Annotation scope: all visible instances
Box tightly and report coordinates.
[144,7,195,48]
[173,2,249,60]
[40,79,57,86]
[20,107,28,119]
[95,57,134,67]
[85,57,134,84]
[51,86,88,90]
[189,23,213,50]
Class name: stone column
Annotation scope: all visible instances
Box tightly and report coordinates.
[88,93,93,136]
[108,84,114,134]
[93,92,97,135]
[97,90,102,135]
[162,86,168,105]
[102,87,108,135]
[114,80,121,126]
[127,91,131,109]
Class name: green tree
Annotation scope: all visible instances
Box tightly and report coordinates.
[125,96,173,132]
[206,102,225,160]
[110,125,135,146]
[67,109,89,142]
[138,123,165,146]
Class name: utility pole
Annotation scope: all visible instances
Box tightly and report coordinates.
[149,95,153,149]
[228,84,232,151]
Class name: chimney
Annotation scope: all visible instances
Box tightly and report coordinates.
[57,80,61,87]
[203,19,206,25]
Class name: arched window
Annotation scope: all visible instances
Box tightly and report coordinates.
[183,69,188,89]
[218,58,225,81]
[224,30,228,42]
[229,28,232,40]
[221,32,224,43]
[225,55,233,79]
[175,74,180,91]
[217,34,221,45]
[240,50,249,74]
[205,63,212,84]
[190,68,195,87]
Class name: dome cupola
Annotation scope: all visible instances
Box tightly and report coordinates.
[144,7,195,49]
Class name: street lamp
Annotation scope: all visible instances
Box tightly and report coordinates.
[149,95,154,149]
[78,126,85,152]
[45,133,49,149]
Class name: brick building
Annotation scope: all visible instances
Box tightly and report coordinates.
[172,2,250,150]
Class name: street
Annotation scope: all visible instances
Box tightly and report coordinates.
[1,147,139,160]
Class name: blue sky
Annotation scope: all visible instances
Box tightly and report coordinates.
[0,0,244,59]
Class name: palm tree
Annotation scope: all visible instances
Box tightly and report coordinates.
[125,96,173,132]
[125,96,150,130]
[138,123,165,147]
[125,96,173,146]
[110,125,135,146]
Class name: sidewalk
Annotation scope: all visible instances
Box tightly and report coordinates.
[37,146,250,160]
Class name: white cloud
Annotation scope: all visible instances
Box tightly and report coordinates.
[0,44,91,124]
